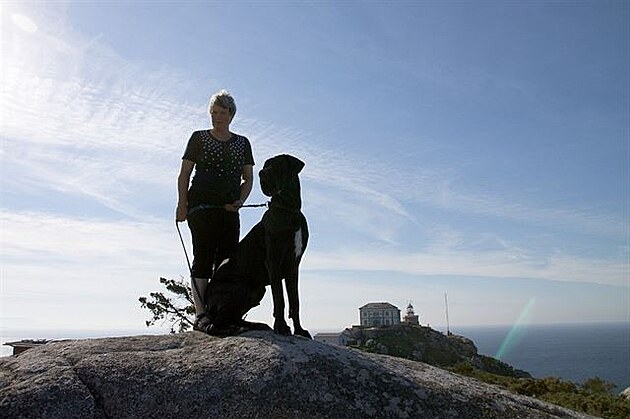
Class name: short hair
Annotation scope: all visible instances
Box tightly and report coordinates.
[208,89,237,116]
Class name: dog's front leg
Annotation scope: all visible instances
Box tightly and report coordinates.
[265,244,291,335]
[270,277,291,335]
[285,266,311,339]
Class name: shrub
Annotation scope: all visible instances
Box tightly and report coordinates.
[448,364,630,419]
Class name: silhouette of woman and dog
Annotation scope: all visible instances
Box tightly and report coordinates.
[176,90,310,338]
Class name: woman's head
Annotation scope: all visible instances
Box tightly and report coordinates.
[208,89,237,117]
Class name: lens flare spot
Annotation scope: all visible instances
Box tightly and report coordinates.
[495,298,536,360]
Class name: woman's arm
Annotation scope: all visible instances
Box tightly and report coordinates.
[176,159,195,221]
[225,164,254,212]
[239,164,254,203]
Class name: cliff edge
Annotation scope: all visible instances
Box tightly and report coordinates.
[0,331,594,418]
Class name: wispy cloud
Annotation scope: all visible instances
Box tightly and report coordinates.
[0,208,186,330]
[1,3,626,304]
[1,9,198,218]
[240,110,625,244]
[3,4,623,240]
[303,247,628,288]
[430,189,627,239]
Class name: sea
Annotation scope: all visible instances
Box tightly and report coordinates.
[2,322,629,392]
[456,322,630,392]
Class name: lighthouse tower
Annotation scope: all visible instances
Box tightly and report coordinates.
[403,302,420,325]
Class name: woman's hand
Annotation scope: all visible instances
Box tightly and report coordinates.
[224,200,243,213]
[176,203,188,222]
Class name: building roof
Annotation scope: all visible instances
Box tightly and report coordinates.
[4,339,50,348]
[359,302,400,310]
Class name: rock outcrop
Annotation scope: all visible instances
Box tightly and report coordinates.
[0,331,594,418]
[344,325,530,378]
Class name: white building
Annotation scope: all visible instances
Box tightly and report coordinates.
[359,302,401,327]
[313,332,349,346]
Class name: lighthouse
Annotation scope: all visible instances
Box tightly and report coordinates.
[403,302,420,325]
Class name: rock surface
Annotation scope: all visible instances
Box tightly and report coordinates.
[0,331,595,418]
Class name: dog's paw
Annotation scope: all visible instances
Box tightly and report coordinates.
[240,320,272,332]
[273,319,292,335]
[294,328,312,339]
[206,323,240,337]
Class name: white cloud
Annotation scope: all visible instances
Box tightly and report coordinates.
[0,2,626,337]
[303,247,628,288]
[1,11,200,218]
[2,210,172,264]
[1,209,188,330]
[3,3,623,241]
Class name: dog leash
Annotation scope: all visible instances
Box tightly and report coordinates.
[175,220,207,328]
[187,201,269,217]
[175,201,269,276]
[238,202,269,208]
[175,220,193,275]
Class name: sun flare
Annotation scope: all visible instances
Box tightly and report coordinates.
[11,13,38,33]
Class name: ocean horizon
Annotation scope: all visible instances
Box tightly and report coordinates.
[456,321,630,392]
[3,321,628,392]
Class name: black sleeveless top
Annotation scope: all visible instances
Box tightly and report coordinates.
[182,130,254,207]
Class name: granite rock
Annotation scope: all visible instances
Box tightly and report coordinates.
[0,331,595,418]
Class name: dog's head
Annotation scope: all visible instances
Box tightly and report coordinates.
[259,154,305,198]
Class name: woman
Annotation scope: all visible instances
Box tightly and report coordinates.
[176,90,254,331]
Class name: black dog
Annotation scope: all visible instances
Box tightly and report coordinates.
[203,154,311,338]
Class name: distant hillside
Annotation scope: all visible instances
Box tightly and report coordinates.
[344,324,531,378]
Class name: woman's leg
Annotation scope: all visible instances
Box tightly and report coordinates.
[187,210,220,316]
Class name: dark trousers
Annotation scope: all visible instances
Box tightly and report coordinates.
[187,209,239,278]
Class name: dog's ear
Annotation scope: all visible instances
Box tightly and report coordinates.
[283,155,305,174]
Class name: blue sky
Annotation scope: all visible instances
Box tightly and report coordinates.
[1,1,628,342]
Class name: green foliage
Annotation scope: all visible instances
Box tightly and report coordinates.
[511,376,578,397]
[474,354,529,378]
[375,329,416,355]
[582,377,617,395]
[450,362,518,388]
[353,326,470,367]
[138,276,195,333]
[449,362,630,419]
